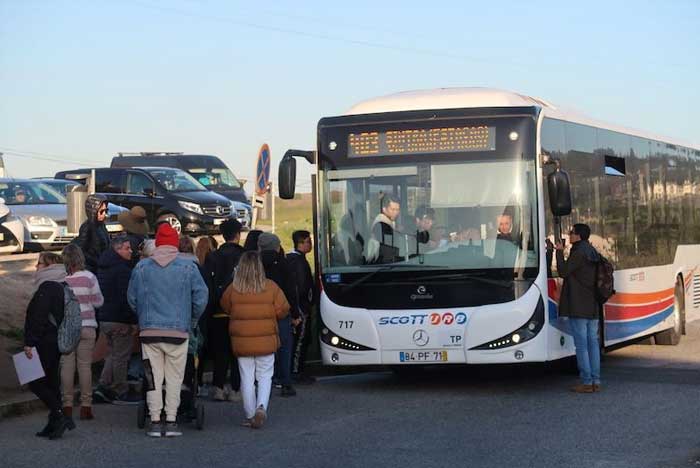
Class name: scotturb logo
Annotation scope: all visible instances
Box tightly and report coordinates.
[410,285,433,301]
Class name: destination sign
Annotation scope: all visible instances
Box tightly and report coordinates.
[348,126,496,158]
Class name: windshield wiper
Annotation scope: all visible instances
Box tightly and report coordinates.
[410,271,515,288]
[339,264,440,295]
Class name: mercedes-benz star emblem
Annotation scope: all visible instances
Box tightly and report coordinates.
[413,329,429,347]
[216,206,223,215]
[417,285,427,295]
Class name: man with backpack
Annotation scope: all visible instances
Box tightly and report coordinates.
[204,219,245,401]
[554,223,604,394]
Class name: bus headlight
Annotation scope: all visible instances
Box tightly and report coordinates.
[320,321,375,351]
[470,297,545,350]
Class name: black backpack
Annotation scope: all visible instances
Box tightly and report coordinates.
[593,255,615,304]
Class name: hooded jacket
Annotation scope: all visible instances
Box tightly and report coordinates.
[204,242,246,317]
[96,248,136,324]
[127,245,208,336]
[74,194,110,273]
[556,239,601,319]
[24,265,66,348]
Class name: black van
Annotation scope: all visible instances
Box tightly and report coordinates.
[111,153,249,204]
[55,167,249,234]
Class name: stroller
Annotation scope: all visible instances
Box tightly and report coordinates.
[136,324,205,430]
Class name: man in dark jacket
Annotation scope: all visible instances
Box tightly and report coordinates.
[555,223,601,394]
[286,230,315,384]
[259,232,299,397]
[204,219,245,401]
[95,234,138,403]
[74,194,110,273]
[117,206,150,267]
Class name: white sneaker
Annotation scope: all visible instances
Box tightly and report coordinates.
[213,387,226,401]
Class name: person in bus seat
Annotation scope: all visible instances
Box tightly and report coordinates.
[332,211,364,265]
[496,214,515,243]
[402,206,434,257]
[366,195,401,263]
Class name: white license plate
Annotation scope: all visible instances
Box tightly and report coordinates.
[399,351,448,363]
[213,218,225,225]
[0,233,4,241]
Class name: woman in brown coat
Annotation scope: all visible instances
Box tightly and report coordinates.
[220,251,289,428]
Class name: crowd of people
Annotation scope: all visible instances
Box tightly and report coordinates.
[22,194,316,439]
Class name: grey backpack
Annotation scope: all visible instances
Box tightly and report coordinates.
[48,283,83,354]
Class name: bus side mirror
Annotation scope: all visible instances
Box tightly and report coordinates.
[547,169,572,217]
[279,154,297,200]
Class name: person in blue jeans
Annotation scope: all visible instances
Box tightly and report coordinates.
[554,223,602,393]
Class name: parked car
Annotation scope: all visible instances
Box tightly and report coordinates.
[0,178,126,251]
[111,152,250,204]
[55,167,249,234]
[0,196,24,254]
[33,178,80,196]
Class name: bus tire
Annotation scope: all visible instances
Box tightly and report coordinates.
[654,278,685,346]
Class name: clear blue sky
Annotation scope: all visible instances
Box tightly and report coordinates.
[1,0,698,194]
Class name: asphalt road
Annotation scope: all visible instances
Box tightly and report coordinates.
[2,325,700,468]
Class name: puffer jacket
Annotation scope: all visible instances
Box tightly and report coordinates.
[221,279,289,357]
[74,194,110,273]
[556,239,600,319]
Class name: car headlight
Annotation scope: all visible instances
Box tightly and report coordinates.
[26,216,57,227]
[178,201,203,215]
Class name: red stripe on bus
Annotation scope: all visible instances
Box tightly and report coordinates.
[605,296,674,321]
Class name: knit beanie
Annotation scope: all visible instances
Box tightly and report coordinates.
[155,223,179,248]
[257,232,281,252]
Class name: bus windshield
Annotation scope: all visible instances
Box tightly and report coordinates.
[188,167,242,189]
[321,159,538,276]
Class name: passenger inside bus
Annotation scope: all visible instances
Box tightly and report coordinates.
[366,195,401,263]
[331,211,364,266]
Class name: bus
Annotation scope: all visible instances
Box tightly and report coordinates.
[278,88,700,366]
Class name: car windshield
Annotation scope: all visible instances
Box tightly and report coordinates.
[320,159,538,275]
[43,180,79,196]
[0,181,66,205]
[188,167,242,189]
[147,168,207,192]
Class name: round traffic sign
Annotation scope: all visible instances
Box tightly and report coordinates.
[256,143,271,195]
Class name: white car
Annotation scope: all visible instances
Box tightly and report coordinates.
[0,197,24,254]
[0,178,127,252]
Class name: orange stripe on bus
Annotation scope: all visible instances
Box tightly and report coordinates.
[606,288,674,305]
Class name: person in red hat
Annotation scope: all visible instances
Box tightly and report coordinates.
[127,223,208,438]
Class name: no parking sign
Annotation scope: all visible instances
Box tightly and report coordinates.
[256,144,271,195]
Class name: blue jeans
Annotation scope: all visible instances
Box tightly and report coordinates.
[569,318,601,385]
[274,316,293,386]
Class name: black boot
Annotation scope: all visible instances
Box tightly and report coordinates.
[48,410,76,440]
[35,412,58,437]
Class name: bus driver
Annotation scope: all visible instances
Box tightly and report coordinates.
[366,195,401,263]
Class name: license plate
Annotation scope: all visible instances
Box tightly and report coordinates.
[0,233,4,241]
[214,218,225,225]
[399,351,448,363]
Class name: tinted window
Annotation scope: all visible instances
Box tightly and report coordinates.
[126,172,153,195]
[95,171,126,194]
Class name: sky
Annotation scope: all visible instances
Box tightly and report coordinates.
[1,0,698,195]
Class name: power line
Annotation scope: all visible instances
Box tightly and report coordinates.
[0,147,104,166]
[126,0,529,70]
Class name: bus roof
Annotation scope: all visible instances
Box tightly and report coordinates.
[345,88,699,151]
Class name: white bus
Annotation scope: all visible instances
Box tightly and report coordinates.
[278,88,700,366]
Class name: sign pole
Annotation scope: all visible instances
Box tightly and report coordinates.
[270,182,275,233]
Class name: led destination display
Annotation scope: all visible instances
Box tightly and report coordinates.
[348,125,496,158]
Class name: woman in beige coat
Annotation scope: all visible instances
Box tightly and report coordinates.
[220,251,289,428]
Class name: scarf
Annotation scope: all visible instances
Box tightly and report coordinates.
[33,264,67,292]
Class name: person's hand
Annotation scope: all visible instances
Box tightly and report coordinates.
[24,347,33,359]
[292,318,302,327]
[554,241,565,251]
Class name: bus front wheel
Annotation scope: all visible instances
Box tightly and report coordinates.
[654,278,685,346]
